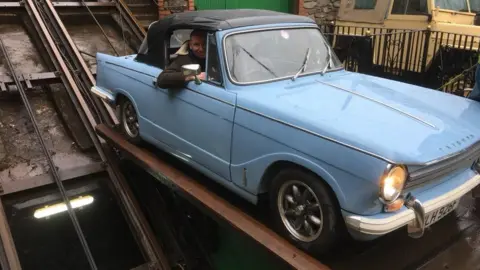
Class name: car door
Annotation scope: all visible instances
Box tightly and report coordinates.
[150,32,236,182]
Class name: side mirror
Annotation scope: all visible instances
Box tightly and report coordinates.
[182,64,202,85]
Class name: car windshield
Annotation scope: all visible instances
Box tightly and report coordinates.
[435,0,478,13]
[224,27,342,84]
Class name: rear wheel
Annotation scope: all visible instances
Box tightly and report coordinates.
[119,98,142,144]
[269,168,341,255]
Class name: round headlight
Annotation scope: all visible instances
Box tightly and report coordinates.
[379,165,407,202]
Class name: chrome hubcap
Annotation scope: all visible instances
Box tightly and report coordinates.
[122,101,139,138]
[277,180,323,242]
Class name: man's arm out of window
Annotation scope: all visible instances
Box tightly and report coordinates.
[156,60,188,89]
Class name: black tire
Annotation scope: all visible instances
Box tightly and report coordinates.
[119,97,142,145]
[269,168,341,255]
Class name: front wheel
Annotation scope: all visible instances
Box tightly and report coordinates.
[119,98,142,144]
[269,168,341,255]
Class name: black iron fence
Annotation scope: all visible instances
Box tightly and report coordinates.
[319,23,479,97]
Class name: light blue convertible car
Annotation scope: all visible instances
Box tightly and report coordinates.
[91,9,480,254]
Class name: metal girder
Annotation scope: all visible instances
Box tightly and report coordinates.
[96,124,332,270]
[52,2,116,7]
[115,0,146,43]
[37,0,117,126]
[0,71,59,90]
[0,162,105,196]
[0,200,21,270]
[0,0,168,268]
[0,71,97,91]
[19,13,96,151]
[29,1,170,268]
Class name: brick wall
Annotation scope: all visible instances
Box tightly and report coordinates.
[158,0,339,22]
[298,0,308,16]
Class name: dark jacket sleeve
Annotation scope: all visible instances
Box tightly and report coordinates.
[156,58,188,89]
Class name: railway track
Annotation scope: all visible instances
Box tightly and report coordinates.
[0,36,97,269]
[0,1,167,269]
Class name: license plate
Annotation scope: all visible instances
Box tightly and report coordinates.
[424,199,459,227]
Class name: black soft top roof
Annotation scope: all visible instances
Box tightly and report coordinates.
[148,9,314,34]
[139,9,316,68]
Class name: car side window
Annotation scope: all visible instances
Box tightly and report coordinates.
[392,0,428,15]
[354,0,377,9]
[206,33,223,85]
[170,29,192,48]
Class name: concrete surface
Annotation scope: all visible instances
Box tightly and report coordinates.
[65,22,136,73]
[0,92,100,185]
[0,25,100,189]
[323,194,480,270]
[0,24,46,75]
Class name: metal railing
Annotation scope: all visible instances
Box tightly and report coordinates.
[319,23,480,96]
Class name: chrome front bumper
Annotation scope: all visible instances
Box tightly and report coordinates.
[344,173,480,238]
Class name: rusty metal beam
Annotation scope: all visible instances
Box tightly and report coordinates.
[0,200,21,270]
[19,13,95,151]
[115,0,146,43]
[0,71,97,91]
[130,262,157,270]
[0,0,166,268]
[29,1,170,268]
[0,71,60,90]
[95,123,331,270]
[52,2,116,7]
[43,0,119,125]
[0,162,105,195]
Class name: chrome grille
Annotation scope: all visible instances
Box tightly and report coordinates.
[405,140,480,188]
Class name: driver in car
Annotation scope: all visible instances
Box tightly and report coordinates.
[156,30,207,89]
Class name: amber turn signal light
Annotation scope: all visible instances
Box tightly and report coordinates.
[384,198,405,212]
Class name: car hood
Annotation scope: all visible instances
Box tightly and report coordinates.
[235,71,480,164]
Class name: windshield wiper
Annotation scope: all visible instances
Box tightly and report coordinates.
[292,47,311,81]
[239,46,278,78]
[321,45,333,76]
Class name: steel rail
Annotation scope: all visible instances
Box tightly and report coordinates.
[19,13,95,151]
[0,37,97,270]
[80,0,120,56]
[34,0,105,125]
[34,1,104,124]
[0,1,168,268]
[115,0,146,44]
[43,0,119,125]
[30,0,170,268]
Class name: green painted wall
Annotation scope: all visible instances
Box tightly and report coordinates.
[194,0,225,10]
[195,0,292,13]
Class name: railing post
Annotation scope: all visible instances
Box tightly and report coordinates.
[421,26,431,74]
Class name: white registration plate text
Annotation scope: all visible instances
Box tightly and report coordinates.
[424,199,459,227]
